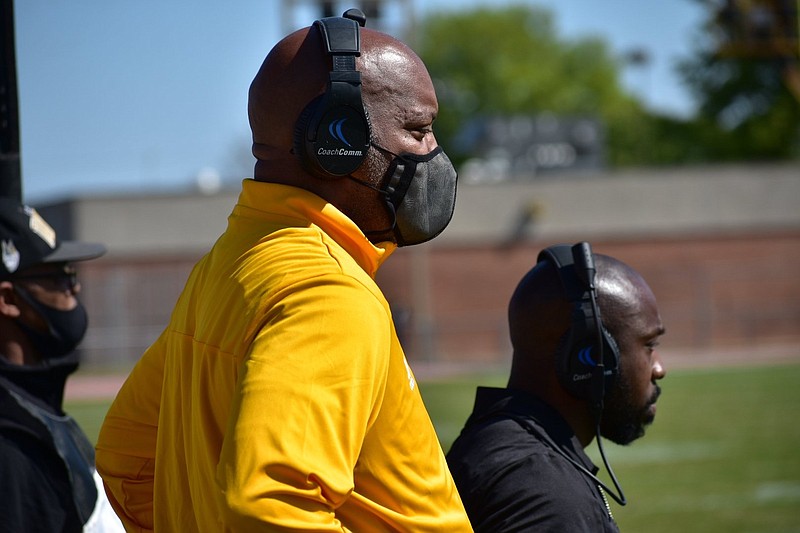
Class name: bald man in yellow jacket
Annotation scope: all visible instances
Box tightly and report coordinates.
[96,10,471,533]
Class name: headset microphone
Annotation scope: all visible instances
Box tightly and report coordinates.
[572,242,596,290]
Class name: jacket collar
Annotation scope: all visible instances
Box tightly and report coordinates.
[238,180,396,277]
[468,386,597,473]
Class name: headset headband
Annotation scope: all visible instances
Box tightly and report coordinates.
[538,242,619,409]
[294,9,371,179]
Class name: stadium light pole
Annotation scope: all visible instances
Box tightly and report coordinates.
[1,0,22,201]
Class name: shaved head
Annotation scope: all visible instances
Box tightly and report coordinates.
[507,254,657,389]
[248,27,327,158]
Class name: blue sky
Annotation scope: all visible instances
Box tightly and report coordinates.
[13,0,706,203]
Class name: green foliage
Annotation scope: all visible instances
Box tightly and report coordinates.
[671,0,800,160]
[412,4,799,169]
[413,6,650,168]
[678,23,800,160]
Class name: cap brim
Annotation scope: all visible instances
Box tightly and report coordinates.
[44,241,107,263]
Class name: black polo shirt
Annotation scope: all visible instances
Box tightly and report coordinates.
[447,387,620,532]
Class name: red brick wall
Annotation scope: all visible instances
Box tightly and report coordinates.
[77,232,799,369]
[377,232,800,364]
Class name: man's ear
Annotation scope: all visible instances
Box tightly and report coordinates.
[0,281,22,318]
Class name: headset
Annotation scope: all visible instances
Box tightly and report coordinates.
[537,241,627,506]
[537,242,620,412]
[294,8,371,179]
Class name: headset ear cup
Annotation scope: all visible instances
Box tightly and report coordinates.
[555,325,595,402]
[554,330,573,395]
[293,95,333,179]
[293,92,370,180]
[600,326,620,388]
[556,325,619,403]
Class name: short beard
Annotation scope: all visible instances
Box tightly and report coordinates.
[600,375,661,446]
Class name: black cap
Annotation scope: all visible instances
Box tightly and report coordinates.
[0,198,106,279]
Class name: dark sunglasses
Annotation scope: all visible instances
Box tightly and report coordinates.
[11,264,79,291]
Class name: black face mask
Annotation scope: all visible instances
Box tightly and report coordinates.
[361,144,458,247]
[14,286,88,359]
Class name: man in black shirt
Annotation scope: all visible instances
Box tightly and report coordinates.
[0,199,123,532]
[447,242,666,532]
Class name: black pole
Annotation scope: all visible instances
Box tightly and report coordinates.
[1,0,22,201]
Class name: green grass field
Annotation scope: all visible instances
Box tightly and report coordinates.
[69,363,800,532]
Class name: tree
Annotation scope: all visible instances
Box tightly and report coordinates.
[677,0,800,159]
[412,5,658,169]
[412,3,799,170]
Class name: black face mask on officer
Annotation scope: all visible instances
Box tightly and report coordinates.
[13,286,89,359]
[354,143,458,247]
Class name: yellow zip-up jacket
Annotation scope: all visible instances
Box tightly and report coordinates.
[96,180,472,532]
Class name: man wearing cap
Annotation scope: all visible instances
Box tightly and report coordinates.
[0,199,124,532]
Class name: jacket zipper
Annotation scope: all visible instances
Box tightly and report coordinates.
[599,485,615,522]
